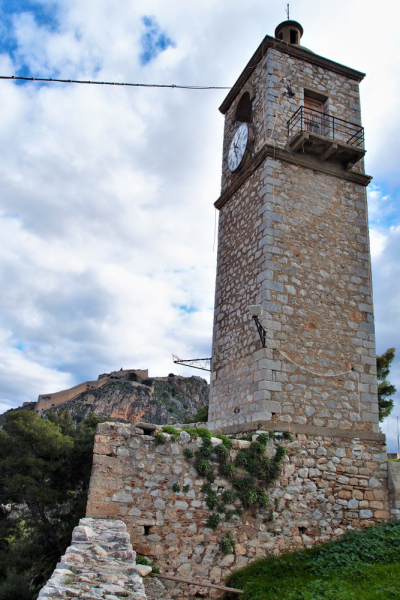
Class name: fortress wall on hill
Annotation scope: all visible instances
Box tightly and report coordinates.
[86,422,390,600]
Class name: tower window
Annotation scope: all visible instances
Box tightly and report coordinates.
[279,32,283,40]
[290,29,298,44]
[235,92,252,123]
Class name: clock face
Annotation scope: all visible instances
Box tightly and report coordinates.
[228,122,249,172]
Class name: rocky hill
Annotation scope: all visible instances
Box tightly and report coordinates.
[42,374,209,425]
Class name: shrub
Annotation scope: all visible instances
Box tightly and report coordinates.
[182,427,211,440]
[195,458,210,475]
[0,571,34,600]
[183,405,209,424]
[201,482,213,495]
[206,514,220,529]
[205,491,218,510]
[154,432,166,445]
[183,448,193,459]
[161,426,180,442]
[222,489,236,503]
[171,483,180,493]
[220,462,237,477]
[219,531,234,555]
[217,434,233,448]
[215,444,230,460]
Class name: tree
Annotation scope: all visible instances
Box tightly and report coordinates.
[0,409,104,594]
[377,348,396,422]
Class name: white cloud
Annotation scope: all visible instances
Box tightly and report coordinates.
[1,0,400,450]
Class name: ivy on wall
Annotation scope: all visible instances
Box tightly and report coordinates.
[155,425,291,548]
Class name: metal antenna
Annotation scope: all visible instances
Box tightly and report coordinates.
[286,3,289,19]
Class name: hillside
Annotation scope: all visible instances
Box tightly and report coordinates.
[225,521,400,600]
[42,374,209,424]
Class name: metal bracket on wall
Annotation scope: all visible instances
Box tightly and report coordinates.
[252,315,267,348]
[172,355,211,372]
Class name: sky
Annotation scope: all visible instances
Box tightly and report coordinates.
[0,0,400,450]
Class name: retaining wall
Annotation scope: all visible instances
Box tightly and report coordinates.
[86,422,390,599]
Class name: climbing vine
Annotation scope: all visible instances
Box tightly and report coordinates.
[184,429,290,533]
[154,424,291,541]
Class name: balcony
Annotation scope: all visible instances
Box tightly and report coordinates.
[287,107,365,169]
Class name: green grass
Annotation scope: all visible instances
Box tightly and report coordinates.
[225,521,400,600]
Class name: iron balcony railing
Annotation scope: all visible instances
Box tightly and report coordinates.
[287,106,364,149]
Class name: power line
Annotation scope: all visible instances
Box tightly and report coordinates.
[0,74,234,90]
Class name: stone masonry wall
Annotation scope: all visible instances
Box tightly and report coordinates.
[86,422,390,599]
[38,518,147,600]
[221,44,363,194]
[209,154,376,432]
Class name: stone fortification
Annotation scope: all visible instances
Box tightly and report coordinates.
[86,422,390,599]
[36,369,149,413]
[38,518,147,600]
[37,374,209,426]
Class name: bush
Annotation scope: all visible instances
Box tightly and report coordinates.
[182,427,211,439]
[142,378,154,387]
[195,458,211,475]
[154,432,166,445]
[205,491,218,510]
[206,514,220,529]
[219,532,234,556]
[222,490,236,503]
[0,571,34,600]
[161,426,180,442]
[183,405,209,424]
[183,448,193,459]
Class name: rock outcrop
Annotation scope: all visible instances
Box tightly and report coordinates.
[44,374,209,425]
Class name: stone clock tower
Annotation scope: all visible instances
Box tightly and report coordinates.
[208,20,380,440]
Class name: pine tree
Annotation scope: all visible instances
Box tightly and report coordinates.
[377,348,396,422]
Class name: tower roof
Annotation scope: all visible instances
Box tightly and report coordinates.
[274,20,304,45]
[219,34,365,115]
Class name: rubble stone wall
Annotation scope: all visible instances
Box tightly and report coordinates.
[38,518,147,600]
[86,422,390,600]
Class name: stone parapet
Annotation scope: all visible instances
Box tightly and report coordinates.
[38,518,147,600]
[388,461,400,520]
[86,422,390,600]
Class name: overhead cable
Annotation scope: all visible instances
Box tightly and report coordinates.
[0,75,234,90]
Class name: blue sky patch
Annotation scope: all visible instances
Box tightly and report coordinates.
[179,305,198,314]
[0,0,59,84]
[140,16,175,66]
[1,0,58,30]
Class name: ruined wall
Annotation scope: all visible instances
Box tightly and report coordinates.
[38,518,147,600]
[86,423,389,599]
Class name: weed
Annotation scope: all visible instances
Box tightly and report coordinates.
[222,489,236,503]
[206,514,220,529]
[219,531,235,555]
[154,432,166,445]
[183,448,193,459]
[161,426,180,442]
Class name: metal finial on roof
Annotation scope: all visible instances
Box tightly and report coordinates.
[286,3,289,19]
